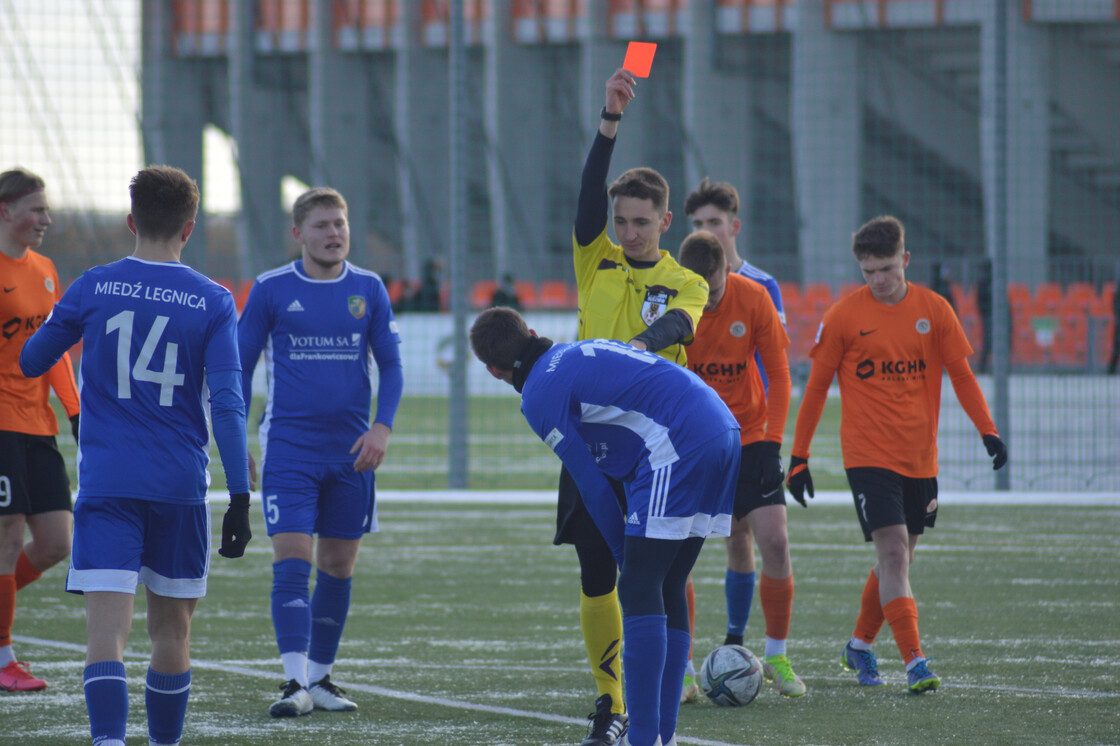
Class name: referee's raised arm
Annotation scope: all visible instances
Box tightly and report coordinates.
[574,68,638,247]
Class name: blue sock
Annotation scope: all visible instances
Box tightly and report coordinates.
[146,668,191,745]
[725,569,756,637]
[660,627,691,744]
[622,614,667,746]
[272,558,312,656]
[84,660,128,745]
[309,570,352,675]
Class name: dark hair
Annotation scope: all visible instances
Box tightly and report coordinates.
[852,215,905,259]
[129,165,200,241]
[292,187,347,227]
[678,231,726,280]
[0,167,46,204]
[469,307,532,370]
[683,176,739,217]
[608,167,669,214]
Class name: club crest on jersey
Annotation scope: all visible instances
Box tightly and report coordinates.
[348,295,366,319]
[44,277,54,293]
[641,289,669,325]
[915,318,931,334]
[730,321,746,338]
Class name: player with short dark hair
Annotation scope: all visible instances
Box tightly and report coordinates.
[562,68,709,746]
[0,167,80,692]
[20,164,252,745]
[238,185,403,718]
[471,306,739,746]
[788,214,1008,694]
[677,232,805,699]
[678,177,789,702]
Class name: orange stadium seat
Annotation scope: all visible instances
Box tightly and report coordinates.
[1033,282,1062,310]
[472,279,497,309]
[777,281,799,309]
[538,280,574,309]
[515,280,538,309]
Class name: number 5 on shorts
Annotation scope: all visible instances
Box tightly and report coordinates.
[265,493,280,525]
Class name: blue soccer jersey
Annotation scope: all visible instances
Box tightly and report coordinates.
[520,339,739,555]
[238,260,402,464]
[19,257,244,504]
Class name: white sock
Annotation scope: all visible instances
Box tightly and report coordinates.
[849,636,873,651]
[0,644,15,667]
[308,660,333,685]
[683,657,696,677]
[281,652,308,687]
[764,636,786,658]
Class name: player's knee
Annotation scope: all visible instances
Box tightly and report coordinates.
[39,539,71,568]
[616,572,661,617]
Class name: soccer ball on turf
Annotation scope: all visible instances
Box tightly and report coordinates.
[699,644,763,707]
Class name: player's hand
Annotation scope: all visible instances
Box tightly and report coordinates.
[69,413,80,442]
[758,441,784,499]
[351,423,391,472]
[248,452,258,491]
[604,68,636,117]
[982,434,1008,470]
[786,456,814,508]
[218,493,252,558]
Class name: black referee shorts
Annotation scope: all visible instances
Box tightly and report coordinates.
[553,464,627,546]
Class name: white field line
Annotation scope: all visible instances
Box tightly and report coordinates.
[12,637,748,746]
[16,637,1119,704]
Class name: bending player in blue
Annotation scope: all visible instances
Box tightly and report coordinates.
[238,186,403,717]
[20,165,252,746]
[470,307,740,746]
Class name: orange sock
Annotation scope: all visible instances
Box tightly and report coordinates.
[759,573,794,641]
[685,577,696,661]
[14,551,42,591]
[852,568,884,645]
[0,575,15,648]
[882,596,923,665]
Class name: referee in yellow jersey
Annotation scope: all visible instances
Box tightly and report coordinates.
[562,68,708,746]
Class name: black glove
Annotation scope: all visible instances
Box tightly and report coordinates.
[69,413,79,442]
[982,434,1008,470]
[758,441,784,499]
[218,493,252,558]
[786,456,814,508]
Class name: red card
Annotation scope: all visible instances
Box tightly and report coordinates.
[623,41,657,78]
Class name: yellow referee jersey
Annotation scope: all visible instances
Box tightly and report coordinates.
[573,228,707,366]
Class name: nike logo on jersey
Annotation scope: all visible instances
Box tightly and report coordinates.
[859,329,877,336]
[287,299,305,312]
[2,287,15,293]
[627,512,641,525]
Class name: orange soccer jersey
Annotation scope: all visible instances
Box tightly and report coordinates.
[803,283,973,477]
[0,249,79,435]
[687,272,791,445]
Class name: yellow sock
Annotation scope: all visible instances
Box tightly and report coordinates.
[580,589,624,712]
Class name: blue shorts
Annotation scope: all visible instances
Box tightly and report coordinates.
[624,429,738,541]
[67,497,210,598]
[261,459,377,539]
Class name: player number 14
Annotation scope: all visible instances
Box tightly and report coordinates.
[105,310,185,406]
